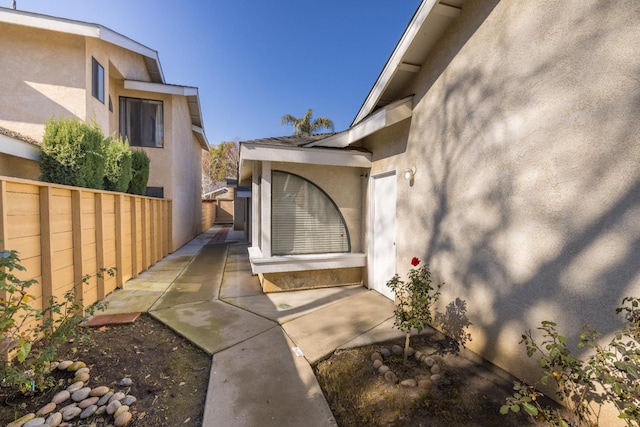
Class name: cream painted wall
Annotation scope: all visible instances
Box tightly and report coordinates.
[1,19,204,253]
[361,1,640,421]
[170,95,203,250]
[0,24,86,141]
[271,162,365,253]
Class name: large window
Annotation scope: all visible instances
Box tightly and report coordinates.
[272,171,350,255]
[119,97,164,147]
[91,57,104,103]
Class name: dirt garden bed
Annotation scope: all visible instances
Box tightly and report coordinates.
[315,330,546,427]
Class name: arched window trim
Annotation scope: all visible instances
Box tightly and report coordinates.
[271,170,351,255]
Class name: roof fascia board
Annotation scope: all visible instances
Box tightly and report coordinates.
[124,80,197,96]
[311,96,413,148]
[352,0,438,125]
[0,8,100,37]
[192,125,210,150]
[0,133,40,161]
[240,143,371,168]
[99,28,158,62]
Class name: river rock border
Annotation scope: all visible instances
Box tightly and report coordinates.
[371,345,444,388]
[7,360,136,427]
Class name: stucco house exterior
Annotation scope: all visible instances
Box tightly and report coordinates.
[0,7,209,251]
[239,0,640,422]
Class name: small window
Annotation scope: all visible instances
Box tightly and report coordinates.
[271,171,350,255]
[145,187,164,198]
[119,97,164,148]
[91,57,104,103]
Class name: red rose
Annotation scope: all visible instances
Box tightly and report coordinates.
[411,257,420,267]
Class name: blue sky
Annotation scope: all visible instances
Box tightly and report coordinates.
[17,0,421,146]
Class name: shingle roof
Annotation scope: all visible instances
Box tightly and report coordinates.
[240,133,335,147]
[0,126,41,146]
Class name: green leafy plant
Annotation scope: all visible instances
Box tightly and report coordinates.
[128,149,150,195]
[0,247,112,393]
[40,117,106,189]
[501,297,640,426]
[386,257,443,365]
[103,135,133,192]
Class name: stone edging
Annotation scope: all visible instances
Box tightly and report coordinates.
[371,344,444,388]
[7,360,136,427]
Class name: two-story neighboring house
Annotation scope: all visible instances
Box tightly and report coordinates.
[0,7,209,250]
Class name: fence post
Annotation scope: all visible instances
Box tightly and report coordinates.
[130,197,138,279]
[39,186,54,316]
[167,200,173,254]
[71,189,84,310]
[115,194,124,288]
[141,198,148,269]
[94,193,105,299]
[0,180,6,252]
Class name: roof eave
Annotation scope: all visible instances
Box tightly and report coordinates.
[352,0,463,125]
[309,96,413,148]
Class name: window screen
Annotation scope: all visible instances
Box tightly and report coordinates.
[119,97,164,147]
[91,57,104,103]
[271,171,350,255]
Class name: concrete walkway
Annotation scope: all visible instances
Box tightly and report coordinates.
[97,225,402,427]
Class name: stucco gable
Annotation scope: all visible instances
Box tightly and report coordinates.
[0,6,164,83]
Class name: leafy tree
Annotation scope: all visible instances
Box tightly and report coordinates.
[202,141,239,192]
[280,109,334,136]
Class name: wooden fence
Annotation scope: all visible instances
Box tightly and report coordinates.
[0,176,172,312]
[201,200,217,231]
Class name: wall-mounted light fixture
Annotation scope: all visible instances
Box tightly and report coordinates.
[404,166,416,180]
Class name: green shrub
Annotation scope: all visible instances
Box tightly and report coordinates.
[501,297,640,426]
[386,256,443,365]
[103,136,133,192]
[40,117,105,189]
[128,149,150,195]
[0,246,112,392]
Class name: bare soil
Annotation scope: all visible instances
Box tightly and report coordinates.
[2,315,548,427]
[315,330,544,427]
[0,314,211,426]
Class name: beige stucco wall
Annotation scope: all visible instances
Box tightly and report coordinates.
[271,162,366,253]
[1,19,204,253]
[170,95,203,250]
[361,1,640,421]
[0,23,86,141]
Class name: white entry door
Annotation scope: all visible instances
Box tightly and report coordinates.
[370,172,396,300]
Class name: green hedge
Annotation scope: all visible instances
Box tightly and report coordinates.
[128,150,150,196]
[103,136,132,193]
[40,118,105,189]
[39,118,150,195]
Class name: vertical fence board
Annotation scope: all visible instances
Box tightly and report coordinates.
[39,187,54,315]
[115,194,124,287]
[72,190,85,309]
[130,197,138,279]
[94,193,105,300]
[1,177,173,343]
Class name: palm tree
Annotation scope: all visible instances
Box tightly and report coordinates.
[280,109,334,136]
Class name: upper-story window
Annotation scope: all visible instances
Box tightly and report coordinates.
[91,57,104,103]
[119,97,164,148]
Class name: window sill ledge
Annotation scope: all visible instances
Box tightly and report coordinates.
[247,247,366,274]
